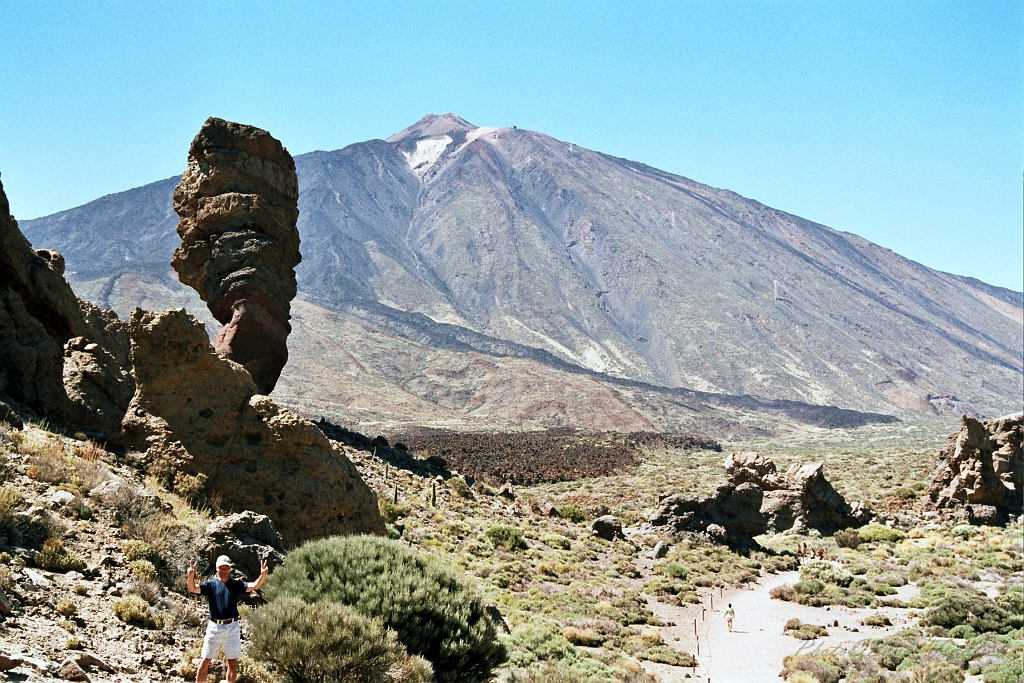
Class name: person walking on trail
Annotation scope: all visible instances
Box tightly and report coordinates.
[188,555,269,683]
[725,603,735,632]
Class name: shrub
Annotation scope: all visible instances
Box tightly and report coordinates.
[486,524,527,551]
[379,499,410,524]
[512,622,575,661]
[66,637,83,650]
[983,659,1023,683]
[73,584,89,596]
[35,538,87,573]
[834,528,861,548]
[249,597,408,683]
[121,539,158,563]
[55,598,77,617]
[893,486,918,500]
[801,560,853,587]
[859,524,905,543]
[112,595,154,627]
[264,535,507,683]
[952,525,978,539]
[863,614,892,627]
[947,624,975,639]
[448,477,474,499]
[555,505,585,523]
[129,559,157,580]
[925,590,1021,634]
[663,562,688,579]
[780,654,843,683]
[903,660,966,683]
[0,453,14,484]
[540,533,571,550]
[639,646,695,667]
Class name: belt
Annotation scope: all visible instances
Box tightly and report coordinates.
[210,617,239,625]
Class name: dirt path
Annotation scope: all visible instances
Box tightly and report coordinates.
[632,562,919,683]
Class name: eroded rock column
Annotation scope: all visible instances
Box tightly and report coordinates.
[171,118,300,394]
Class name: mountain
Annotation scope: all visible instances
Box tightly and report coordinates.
[21,113,1024,425]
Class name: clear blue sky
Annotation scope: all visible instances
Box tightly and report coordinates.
[2,1,1021,291]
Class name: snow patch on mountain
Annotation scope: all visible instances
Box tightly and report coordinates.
[402,136,452,176]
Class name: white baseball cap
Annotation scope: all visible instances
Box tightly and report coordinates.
[215,555,233,568]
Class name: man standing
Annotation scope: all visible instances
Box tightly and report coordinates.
[725,603,735,632]
[187,555,269,683]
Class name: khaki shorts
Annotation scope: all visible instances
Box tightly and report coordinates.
[201,620,242,660]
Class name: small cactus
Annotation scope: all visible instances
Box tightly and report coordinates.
[431,481,437,507]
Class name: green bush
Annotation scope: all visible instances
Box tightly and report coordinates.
[833,528,861,548]
[780,654,843,683]
[983,658,1024,683]
[448,477,474,500]
[486,524,527,551]
[112,595,154,627]
[639,646,695,667]
[947,624,975,639]
[35,538,87,573]
[121,539,158,563]
[800,560,853,587]
[264,536,507,683]
[249,597,409,683]
[863,614,892,627]
[540,533,570,550]
[663,562,688,579]
[512,621,576,661]
[925,590,1022,634]
[56,598,77,617]
[129,559,157,580]
[555,505,585,523]
[859,524,905,543]
[951,524,978,539]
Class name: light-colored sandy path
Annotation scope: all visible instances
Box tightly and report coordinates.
[634,565,919,683]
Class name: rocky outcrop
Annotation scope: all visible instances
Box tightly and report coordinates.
[0,177,132,434]
[200,511,286,582]
[591,515,625,541]
[121,308,384,546]
[929,414,1023,522]
[647,484,768,548]
[723,451,867,534]
[171,118,300,394]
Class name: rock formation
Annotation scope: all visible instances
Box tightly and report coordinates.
[171,118,300,394]
[0,176,132,433]
[200,511,287,581]
[647,484,768,548]
[929,414,1023,523]
[724,451,867,534]
[121,308,384,546]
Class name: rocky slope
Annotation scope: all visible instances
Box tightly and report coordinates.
[22,114,1024,421]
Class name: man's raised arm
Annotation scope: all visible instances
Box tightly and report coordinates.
[187,560,201,594]
[246,559,270,592]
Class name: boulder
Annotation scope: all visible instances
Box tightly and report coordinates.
[200,511,286,581]
[647,483,767,547]
[591,515,625,541]
[724,451,785,489]
[121,308,384,546]
[56,656,90,681]
[171,118,300,395]
[0,177,132,434]
[929,414,1023,522]
[727,450,864,534]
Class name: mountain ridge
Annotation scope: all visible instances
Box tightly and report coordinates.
[20,114,1024,422]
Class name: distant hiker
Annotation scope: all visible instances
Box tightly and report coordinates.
[816,548,824,560]
[725,603,735,632]
[188,555,269,683]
